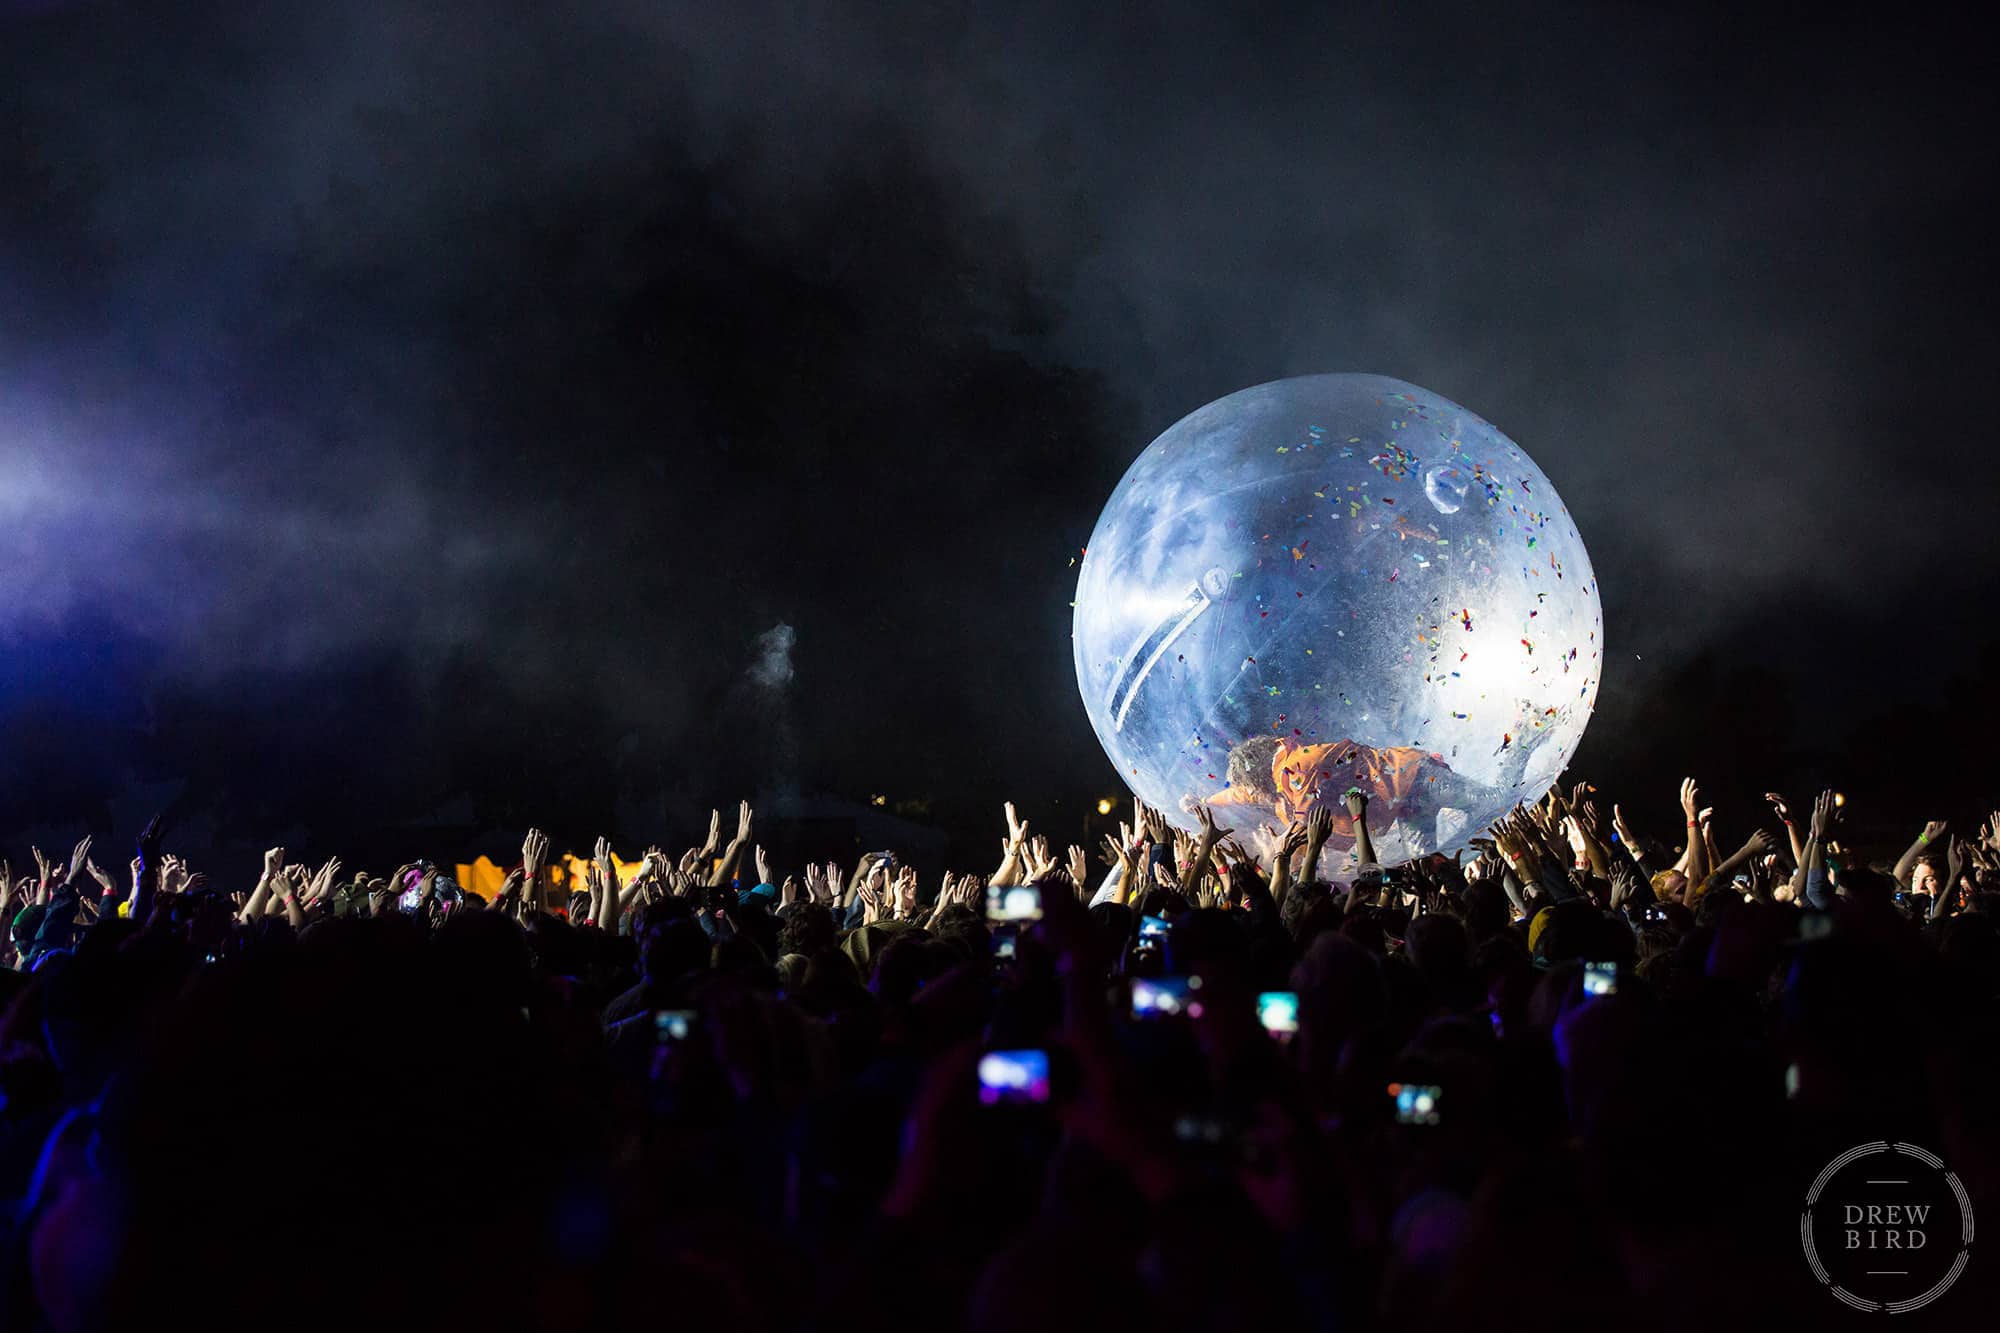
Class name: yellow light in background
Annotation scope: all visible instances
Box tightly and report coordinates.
[1096,798,1115,815]
[1833,792,1846,808]
[871,794,887,807]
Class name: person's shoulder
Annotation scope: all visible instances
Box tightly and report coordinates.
[601,978,651,1024]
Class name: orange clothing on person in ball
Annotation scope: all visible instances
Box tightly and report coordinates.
[1267,737,1441,840]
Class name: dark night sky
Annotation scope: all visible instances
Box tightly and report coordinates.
[2,1,1996,865]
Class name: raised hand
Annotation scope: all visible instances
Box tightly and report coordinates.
[1101,830,1131,868]
[894,866,919,918]
[1808,789,1836,842]
[522,829,549,882]
[1065,844,1090,886]
[1004,801,1030,850]
[825,861,846,901]
[1765,792,1792,823]
[780,875,800,907]
[136,814,164,863]
[700,808,723,858]
[755,845,773,885]
[1679,777,1700,822]
[1025,836,1058,881]
[65,836,93,886]
[31,847,53,892]
[1194,802,1233,845]
[307,858,342,907]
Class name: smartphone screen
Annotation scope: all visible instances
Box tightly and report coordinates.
[1582,961,1618,997]
[654,1009,696,1043]
[991,923,1018,960]
[1389,1081,1442,1125]
[1256,990,1299,1039]
[977,1049,1051,1105]
[986,883,1043,922]
[1139,914,1169,943]
[1131,975,1198,1019]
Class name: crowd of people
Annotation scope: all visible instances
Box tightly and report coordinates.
[0,776,1994,1330]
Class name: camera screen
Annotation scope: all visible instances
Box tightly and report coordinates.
[1390,1081,1442,1125]
[1582,962,1618,996]
[654,1009,695,1043]
[1131,976,1197,1018]
[986,884,1043,922]
[1256,990,1299,1037]
[1139,914,1170,942]
[978,1049,1051,1105]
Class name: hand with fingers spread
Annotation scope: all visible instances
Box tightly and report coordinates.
[1065,844,1090,888]
[755,845,773,886]
[1024,835,1059,882]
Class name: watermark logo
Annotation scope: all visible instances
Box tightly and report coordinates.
[1802,1141,1974,1313]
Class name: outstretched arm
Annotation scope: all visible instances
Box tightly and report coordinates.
[1709,829,1778,887]
[1799,789,1836,910]
[1673,778,1708,887]
[1891,821,1945,888]
[1268,820,1306,914]
[1180,804,1229,895]
[1344,789,1377,869]
[1766,793,1805,867]
[1299,807,1333,886]
[709,802,753,888]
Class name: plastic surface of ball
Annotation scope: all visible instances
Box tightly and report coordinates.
[1073,374,1601,866]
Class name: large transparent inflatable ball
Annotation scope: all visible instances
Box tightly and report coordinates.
[1073,374,1601,866]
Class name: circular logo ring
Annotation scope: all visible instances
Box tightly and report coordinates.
[1802,1141,1974,1313]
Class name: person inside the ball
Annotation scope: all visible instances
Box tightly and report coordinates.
[1205,734,1495,854]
